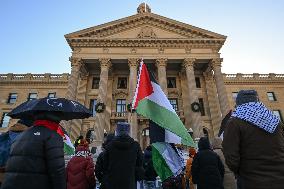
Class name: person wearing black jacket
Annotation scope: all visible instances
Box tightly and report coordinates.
[191,137,225,189]
[95,133,114,189]
[143,145,157,189]
[1,112,66,189]
[102,122,144,189]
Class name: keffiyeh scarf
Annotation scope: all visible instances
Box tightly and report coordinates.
[232,102,280,133]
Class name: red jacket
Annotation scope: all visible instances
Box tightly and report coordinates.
[66,146,96,189]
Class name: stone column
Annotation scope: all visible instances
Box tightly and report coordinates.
[212,58,230,117]
[66,57,82,100]
[65,57,82,140]
[128,58,139,140]
[156,58,168,95]
[204,70,222,137]
[94,58,111,145]
[183,58,202,138]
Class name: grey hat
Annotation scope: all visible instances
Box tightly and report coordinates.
[236,90,259,106]
[115,122,130,136]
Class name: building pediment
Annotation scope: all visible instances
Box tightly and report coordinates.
[65,11,226,49]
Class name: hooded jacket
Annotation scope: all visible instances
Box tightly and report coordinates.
[212,137,237,189]
[191,137,225,189]
[222,102,284,189]
[66,145,96,189]
[103,135,143,189]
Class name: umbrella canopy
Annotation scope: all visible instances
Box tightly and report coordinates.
[7,97,92,121]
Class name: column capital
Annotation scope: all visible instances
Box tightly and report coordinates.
[69,57,83,68]
[99,58,111,68]
[156,58,167,67]
[211,58,223,68]
[183,58,196,68]
[128,58,139,67]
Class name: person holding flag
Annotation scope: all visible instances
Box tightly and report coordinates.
[131,59,196,187]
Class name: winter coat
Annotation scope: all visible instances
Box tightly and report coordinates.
[0,122,27,184]
[212,137,237,189]
[103,135,143,189]
[222,117,284,189]
[66,146,96,189]
[191,137,225,189]
[95,151,106,189]
[143,148,157,181]
[1,124,66,189]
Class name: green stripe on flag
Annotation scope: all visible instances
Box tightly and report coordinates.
[152,143,173,181]
[137,99,196,147]
[64,143,74,155]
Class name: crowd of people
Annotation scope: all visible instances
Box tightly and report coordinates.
[0,89,284,189]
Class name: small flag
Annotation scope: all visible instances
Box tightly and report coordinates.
[57,126,75,155]
[152,142,184,181]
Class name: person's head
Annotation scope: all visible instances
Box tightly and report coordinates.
[33,111,63,123]
[115,122,130,136]
[75,139,89,152]
[198,137,211,151]
[236,90,259,106]
[188,147,196,157]
[212,137,223,149]
[78,135,83,140]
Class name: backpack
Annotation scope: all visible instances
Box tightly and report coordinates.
[0,132,10,167]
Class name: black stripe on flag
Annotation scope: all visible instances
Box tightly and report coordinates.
[149,120,165,144]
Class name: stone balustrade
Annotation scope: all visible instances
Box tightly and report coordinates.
[223,73,284,80]
[0,73,70,81]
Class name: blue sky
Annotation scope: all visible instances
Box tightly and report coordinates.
[0,0,283,74]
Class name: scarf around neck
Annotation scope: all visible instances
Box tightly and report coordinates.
[232,102,280,133]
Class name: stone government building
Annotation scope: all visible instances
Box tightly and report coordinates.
[0,4,283,148]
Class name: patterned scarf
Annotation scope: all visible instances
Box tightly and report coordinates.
[75,150,92,158]
[232,102,280,133]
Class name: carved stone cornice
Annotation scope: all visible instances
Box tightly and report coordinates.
[67,38,224,50]
[183,58,196,69]
[99,58,111,69]
[156,58,167,67]
[112,89,128,98]
[128,58,139,67]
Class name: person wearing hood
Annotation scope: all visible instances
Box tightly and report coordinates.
[191,137,225,189]
[212,137,237,189]
[66,139,96,189]
[0,119,32,186]
[222,90,284,189]
[1,112,66,189]
[102,122,144,189]
[95,133,115,189]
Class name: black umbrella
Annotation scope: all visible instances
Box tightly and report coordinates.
[7,97,92,121]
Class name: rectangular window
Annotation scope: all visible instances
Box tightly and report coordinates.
[117,77,127,89]
[273,110,283,122]
[167,77,176,88]
[0,113,11,128]
[169,98,178,112]
[195,77,201,88]
[7,93,17,104]
[199,98,205,116]
[92,77,100,89]
[267,92,276,101]
[232,92,238,102]
[116,99,126,116]
[90,99,97,117]
[27,93,37,101]
[48,92,56,98]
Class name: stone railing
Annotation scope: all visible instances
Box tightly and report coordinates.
[111,111,127,118]
[223,73,284,80]
[0,73,70,81]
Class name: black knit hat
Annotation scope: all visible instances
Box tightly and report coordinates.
[236,90,259,106]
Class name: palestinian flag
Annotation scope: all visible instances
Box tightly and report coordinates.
[152,142,184,181]
[132,60,195,147]
[57,126,75,155]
